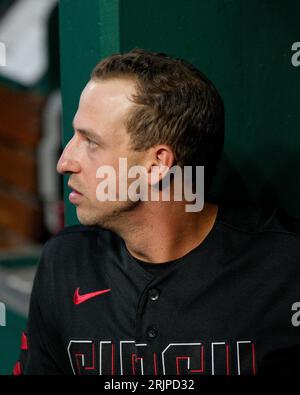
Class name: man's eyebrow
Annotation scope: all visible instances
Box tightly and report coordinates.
[72,123,104,144]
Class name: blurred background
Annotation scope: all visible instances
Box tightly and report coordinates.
[0,0,299,375]
[0,0,61,374]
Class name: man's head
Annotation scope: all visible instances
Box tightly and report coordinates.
[57,49,224,229]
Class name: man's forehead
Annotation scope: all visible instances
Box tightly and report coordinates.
[76,79,136,127]
[81,78,136,104]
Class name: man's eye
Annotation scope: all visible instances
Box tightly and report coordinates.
[86,139,98,149]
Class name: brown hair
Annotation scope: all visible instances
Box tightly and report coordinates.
[91,49,224,193]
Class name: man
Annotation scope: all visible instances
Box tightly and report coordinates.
[14,49,300,375]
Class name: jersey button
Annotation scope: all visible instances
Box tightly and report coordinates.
[148,288,160,301]
[146,326,158,340]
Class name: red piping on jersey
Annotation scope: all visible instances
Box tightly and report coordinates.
[153,352,158,375]
[226,344,230,375]
[13,361,22,376]
[21,332,28,350]
[252,343,256,376]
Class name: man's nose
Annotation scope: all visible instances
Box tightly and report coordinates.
[56,139,81,174]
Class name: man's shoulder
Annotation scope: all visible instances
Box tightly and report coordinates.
[41,224,118,258]
[45,224,102,244]
[217,203,300,274]
[219,202,300,238]
[50,224,102,238]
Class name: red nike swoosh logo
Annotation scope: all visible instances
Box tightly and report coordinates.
[73,287,111,305]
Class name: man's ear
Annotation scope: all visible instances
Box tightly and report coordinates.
[145,145,176,187]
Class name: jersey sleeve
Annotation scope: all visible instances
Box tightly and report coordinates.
[13,242,65,375]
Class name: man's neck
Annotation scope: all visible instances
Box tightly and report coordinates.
[120,201,219,264]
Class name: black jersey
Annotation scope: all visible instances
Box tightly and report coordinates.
[14,203,300,375]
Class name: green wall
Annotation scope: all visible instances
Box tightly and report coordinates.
[59,0,300,225]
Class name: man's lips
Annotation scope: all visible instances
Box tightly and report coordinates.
[68,183,83,195]
[68,184,83,204]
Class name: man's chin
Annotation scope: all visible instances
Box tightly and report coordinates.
[75,207,116,229]
[75,200,139,229]
[76,217,97,227]
[75,207,99,227]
